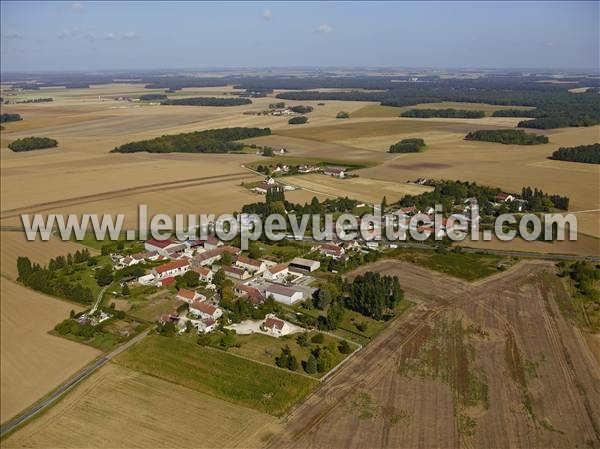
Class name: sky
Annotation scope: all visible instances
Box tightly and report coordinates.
[1,1,598,72]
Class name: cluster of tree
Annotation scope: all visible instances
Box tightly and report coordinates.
[521,186,569,211]
[288,116,308,125]
[11,97,53,104]
[491,109,537,118]
[336,111,350,119]
[112,127,271,153]
[161,97,252,106]
[276,339,336,374]
[465,129,549,145]
[551,143,600,164]
[388,138,426,153]
[346,272,403,320]
[0,113,22,123]
[401,108,484,119]
[561,261,600,303]
[17,254,95,304]
[289,105,313,114]
[8,136,58,152]
[54,318,96,339]
[138,94,167,101]
[276,345,299,371]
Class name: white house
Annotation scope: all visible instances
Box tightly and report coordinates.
[176,288,205,304]
[265,284,303,305]
[323,166,346,178]
[319,243,345,259]
[193,266,214,283]
[261,314,292,337]
[189,317,218,333]
[222,265,250,280]
[189,301,223,320]
[263,263,289,281]
[152,259,190,280]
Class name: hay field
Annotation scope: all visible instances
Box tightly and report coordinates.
[283,174,433,204]
[2,363,277,449]
[1,279,100,422]
[352,101,535,118]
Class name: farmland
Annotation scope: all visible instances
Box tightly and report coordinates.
[1,363,277,449]
[266,260,600,449]
[0,279,100,422]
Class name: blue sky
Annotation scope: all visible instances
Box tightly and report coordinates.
[1,1,598,72]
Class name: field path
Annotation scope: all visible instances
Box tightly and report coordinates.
[0,172,258,220]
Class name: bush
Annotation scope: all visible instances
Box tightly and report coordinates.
[336,111,350,119]
[8,136,58,152]
[288,116,308,125]
[311,333,325,344]
[389,138,426,153]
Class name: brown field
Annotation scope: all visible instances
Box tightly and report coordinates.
[283,174,433,204]
[0,279,100,423]
[352,102,535,118]
[2,363,277,449]
[266,260,600,449]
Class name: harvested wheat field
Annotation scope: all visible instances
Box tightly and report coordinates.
[0,279,100,423]
[283,174,433,204]
[2,363,277,449]
[266,260,600,449]
[0,232,95,281]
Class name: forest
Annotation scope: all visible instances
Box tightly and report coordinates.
[465,129,549,145]
[111,127,271,153]
[345,272,403,320]
[400,108,484,118]
[160,97,252,106]
[8,136,58,152]
[550,143,600,164]
[388,138,426,153]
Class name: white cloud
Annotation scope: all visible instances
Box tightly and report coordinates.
[544,41,554,48]
[3,31,24,39]
[262,9,273,20]
[104,32,117,40]
[70,3,83,12]
[315,24,333,34]
[121,31,138,40]
[57,27,81,39]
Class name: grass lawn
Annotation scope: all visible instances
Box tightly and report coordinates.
[254,241,314,262]
[68,231,144,253]
[127,291,183,322]
[114,334,318,416]
[392,249,512,281]
[229,331,356,378]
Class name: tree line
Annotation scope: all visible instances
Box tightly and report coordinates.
[112,127,271,153]
[160,97,252,106]
[8,136,58,152]
[401,108,484,119]
[551,143,600,164]
[465,129,548,145]
[1,113,22,123]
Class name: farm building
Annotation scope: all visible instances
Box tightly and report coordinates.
[323,166,346,178]
[288,257,320,272]
[144,238,182,256]
[263,263,289,281]
[176,289,205,304]
[265,284,303,305]
[222,265,250,280]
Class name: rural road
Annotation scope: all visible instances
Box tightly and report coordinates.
[0,328,151,438]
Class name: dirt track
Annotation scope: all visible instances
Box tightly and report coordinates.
[266,260,600,449]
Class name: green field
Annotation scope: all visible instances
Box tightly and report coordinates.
[392,249,510,281]
[114,334,318,416]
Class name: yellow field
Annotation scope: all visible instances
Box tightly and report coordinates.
[2,363,277,449]
[351,101,535,118]
[0,279,100,422]
[283,173,433,204]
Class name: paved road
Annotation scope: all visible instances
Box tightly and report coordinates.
[0,328,150,438]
